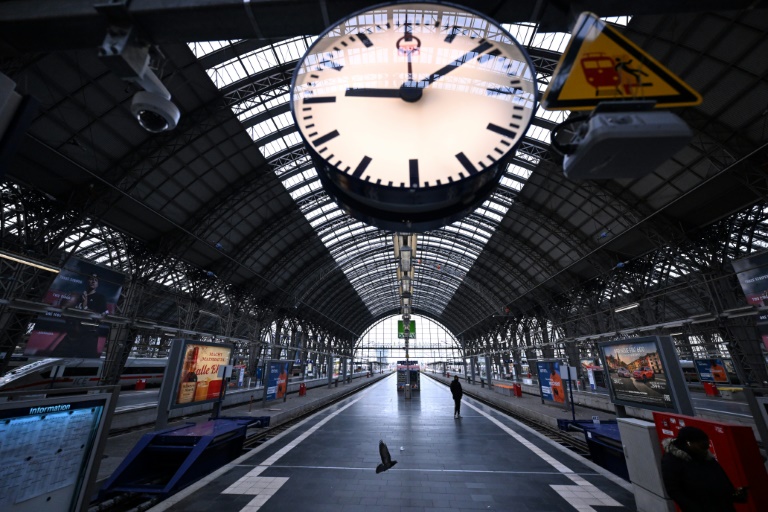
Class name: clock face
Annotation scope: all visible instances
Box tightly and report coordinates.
[290,1,537,231]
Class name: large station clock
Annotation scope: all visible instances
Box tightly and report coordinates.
[290,1,537,232]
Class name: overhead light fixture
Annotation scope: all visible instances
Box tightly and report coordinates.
[81,321,101,327]
[401,275,411,294]
[400,245,412,273]
[669,332,683,336]
[614,302,639,313]
[0,249,60,273]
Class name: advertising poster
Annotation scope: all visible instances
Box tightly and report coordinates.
[174,342,232,407]
[265,361,289,402]
[25,257,125,358]
[536,361,565,404]
[758,313,768,352]
[732,251,768,307]
[694,358,729,383]
[601,339,674,410]
[397,320,416,339]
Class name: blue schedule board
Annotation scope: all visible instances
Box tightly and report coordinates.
[265,361,290,401]
[537,361,566,404]
[694,358,730,383]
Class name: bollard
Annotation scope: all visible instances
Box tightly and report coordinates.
[249,395,254,412]
[481,378,485,388]
[334,378,338,387]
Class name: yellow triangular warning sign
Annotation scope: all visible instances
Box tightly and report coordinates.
[542,12,702,111]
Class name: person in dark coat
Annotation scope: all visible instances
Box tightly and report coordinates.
[661,426,747,512]
[450,375,463,418]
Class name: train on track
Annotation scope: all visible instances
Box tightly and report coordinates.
[0,357,167,392]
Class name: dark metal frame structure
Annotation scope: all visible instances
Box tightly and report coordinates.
[0,1,766,401]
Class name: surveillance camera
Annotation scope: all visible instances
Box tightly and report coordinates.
[130,90,180,133]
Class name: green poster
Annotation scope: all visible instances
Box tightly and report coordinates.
[397,320,416,339]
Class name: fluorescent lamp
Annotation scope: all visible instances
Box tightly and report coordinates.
[0,249,60,273]
[669,332,683,336]
[614,302,639,313]
[81,321,101,327]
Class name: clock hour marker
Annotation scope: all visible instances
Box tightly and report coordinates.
[358,33,373,47]
[319,59,343,71]
[456,152,478,175]
[409,159,419,188]
[477,48,501,64]
[352,156,372,178]
[444,28,460,43]
[487,123,517,139]
[312,130,340,147]
[304,96,337,104]
[487,86,521,96]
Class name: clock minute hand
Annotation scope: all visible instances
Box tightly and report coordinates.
[421,41,493,86]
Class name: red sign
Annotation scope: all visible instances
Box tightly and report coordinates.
[653,412,768,511]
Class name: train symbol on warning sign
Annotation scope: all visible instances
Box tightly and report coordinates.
[580,53,653,96]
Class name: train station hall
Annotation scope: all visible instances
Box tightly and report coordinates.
[1,1,768,511]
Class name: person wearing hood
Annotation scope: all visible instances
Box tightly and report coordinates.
[661,426,748,512]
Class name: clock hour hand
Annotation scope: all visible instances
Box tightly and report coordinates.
[345,86,422,103]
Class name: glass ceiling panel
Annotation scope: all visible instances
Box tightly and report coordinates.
[189,14,620,317]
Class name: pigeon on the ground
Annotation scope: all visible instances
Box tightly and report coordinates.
[376,439,397,474]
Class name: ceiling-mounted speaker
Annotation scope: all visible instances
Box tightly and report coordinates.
[563,110,692,180]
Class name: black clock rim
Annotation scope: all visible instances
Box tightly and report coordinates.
[315,158,505,233]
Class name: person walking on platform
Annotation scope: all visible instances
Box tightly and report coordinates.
[450,375,463,418]
[661,426,748,512]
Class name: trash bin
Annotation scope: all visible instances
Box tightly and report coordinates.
[134,379,146,390]
[299,383,306,396]
[513,383,522,397]
[703,382,720,396]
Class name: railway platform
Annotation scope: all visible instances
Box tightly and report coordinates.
[139,373,634,511]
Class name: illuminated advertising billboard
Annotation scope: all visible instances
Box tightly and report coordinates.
[537,361,566,404]
[600,337,678,411]
[172,341,233,408]
[265,361,291,402]
[25,257,124,358]
[694,358,730,383]
[397,320,416,339]
[758,313,768,351]
[732,251,768,307]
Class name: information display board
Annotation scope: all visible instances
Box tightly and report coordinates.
[536,360,566,404]
[0,392,115,512]
[170,340,233,409]
[599,336,693,414]
[694,358,730,383]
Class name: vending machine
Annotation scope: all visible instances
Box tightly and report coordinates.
[653,412,768,511]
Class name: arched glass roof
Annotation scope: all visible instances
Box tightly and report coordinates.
[186,14,631,320]
[353,313,460,364]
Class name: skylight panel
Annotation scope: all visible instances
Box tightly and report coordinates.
[187,40,241,58]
